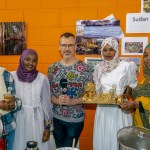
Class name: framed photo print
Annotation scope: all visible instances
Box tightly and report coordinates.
[85,57,102,71]
[121,37,148,55]
[141,0,150,13]
[0,22,26,55]
[76,19,123,55]
[121,57,140,76]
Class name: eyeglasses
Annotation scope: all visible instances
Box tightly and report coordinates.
[60,44,75,48]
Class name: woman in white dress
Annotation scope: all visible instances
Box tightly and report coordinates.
[12,49,53,150]
[93,37,137,150]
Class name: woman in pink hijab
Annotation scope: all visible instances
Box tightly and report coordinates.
[11,49,53,150]
[93,37,137,150]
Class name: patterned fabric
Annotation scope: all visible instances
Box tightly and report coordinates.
[0,67,8,116]
[132,43,150,99]
[143,44,150,80]
[17,49,38,83]
[48,60,93,123]
[0,67,22,133]
[132,78,150,99]
[101,37,119,60]
[93,37,120,92]
[132,45,150,129]
[139,102,149,128]
[132,79,150,129]
[133,96,150,129]
[0,67,7,100]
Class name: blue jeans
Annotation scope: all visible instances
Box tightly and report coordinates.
[6,130,15,150]
[53,118,84,148]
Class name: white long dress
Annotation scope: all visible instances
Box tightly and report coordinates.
[93,61,137,150]
[11,71,52,150]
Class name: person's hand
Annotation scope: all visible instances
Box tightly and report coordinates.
[120,101,138,110]
[120,101,129,110]
[5,95,15,110]
[42,129,50,143]
[0,100,10,111]
[122,85,132,99]
[7,98,15,110]
[58,95,72,106]
[127,101,139,109]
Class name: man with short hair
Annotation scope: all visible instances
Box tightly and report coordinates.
[48,32,92,148]
[0,66,21,150]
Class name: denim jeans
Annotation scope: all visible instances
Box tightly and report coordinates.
[6,130,15,150]
[53,117,84,148]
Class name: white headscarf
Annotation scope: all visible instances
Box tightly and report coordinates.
[93,37,120,92]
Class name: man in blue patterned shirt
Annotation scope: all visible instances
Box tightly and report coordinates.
[0,66,21,150]
[48,32,93,148]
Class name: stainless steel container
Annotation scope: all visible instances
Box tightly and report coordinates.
[25,141,39,150]
[117,126,150,150]
[55,148,79,150]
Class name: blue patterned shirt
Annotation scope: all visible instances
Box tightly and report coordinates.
[1,68,22,133]
[48,60,92,123]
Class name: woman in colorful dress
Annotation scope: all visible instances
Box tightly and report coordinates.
[12,49,53,150]
[93,37,137,150]
[125,44,150,129]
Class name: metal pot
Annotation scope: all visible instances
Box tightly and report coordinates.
[55,148,79,150]
[117,126,150,150]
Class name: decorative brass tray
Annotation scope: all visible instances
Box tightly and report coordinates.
[82,93,123,105]
[82,82,123,105]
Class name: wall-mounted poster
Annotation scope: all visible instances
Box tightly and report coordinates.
[141,0,150,13]
[126,13,150,33]
[85,57,102,71]
[121,57,140,76]
[76,19,124,55]
[121,37,148,55]
[0,22,26,55]
[85,57,140,75]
